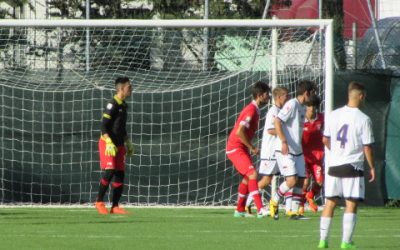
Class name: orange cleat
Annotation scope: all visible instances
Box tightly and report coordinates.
[95,201,109,215]
[306,193,318,213]
[110,206,129,214]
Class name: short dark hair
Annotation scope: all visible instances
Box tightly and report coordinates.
[115,77,130,86]
[296,80,316,96]
[251,81,270,99]
[348,81,365,93]
[305,94,321,107]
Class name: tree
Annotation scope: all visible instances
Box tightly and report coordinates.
[322,0,346,69]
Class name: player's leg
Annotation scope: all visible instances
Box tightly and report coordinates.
[341,199,358,249]
[284,190,293,215]
[299,175,310,215]
[318,198,337,248]
[110,146,129,214]
[306,162,324,212]
[340,176,364,249]
[95,169,115,214]
[96,138,116,214]
[245,175,271,214]
[270,152,297,219]
[246,159,276,214]
[247,170,267,217]
[227,150,251,217]
[289,155,307,218]
[235,177,249,217]
[318,173,341,248]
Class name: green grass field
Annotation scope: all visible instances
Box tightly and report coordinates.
[1,207,399,250]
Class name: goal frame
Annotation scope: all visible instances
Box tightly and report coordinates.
[0,18,333,206]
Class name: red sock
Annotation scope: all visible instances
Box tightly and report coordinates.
[236,182,248,212]
[248,179,263,211]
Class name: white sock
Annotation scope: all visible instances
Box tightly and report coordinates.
[285,196,292,213]
[290,187,302,214]
[342,213,357,243]
[245,193,253,207]
[272,182,291,203]
[320,216,332,241]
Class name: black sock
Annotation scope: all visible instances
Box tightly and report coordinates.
[96,169,115,202]
[112,171,125,207]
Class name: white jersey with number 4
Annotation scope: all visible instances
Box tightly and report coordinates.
[260,105,280,160]
[324,105,374,170]
[275,98,305,155]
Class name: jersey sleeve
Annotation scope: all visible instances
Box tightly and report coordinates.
[277,100,294,123]
[101,101,116,135]
[239,107,256,129]
[361,117,374,145]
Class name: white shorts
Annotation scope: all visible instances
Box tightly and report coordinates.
[259,159,279,176]
[275,152,306,177]
[324,173,365,200]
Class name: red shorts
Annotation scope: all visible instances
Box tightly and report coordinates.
[305,151,324,184]
[98,138,126,171]
[226,148,256,177]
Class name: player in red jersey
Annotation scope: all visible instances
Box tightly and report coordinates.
[226,81,271,218]
[301,95,324,213]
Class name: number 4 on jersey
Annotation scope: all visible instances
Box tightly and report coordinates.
[337,124,349,148]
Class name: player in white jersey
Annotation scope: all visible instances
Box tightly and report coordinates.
[269,80,316,220]
[318,82,375,249]
[245,87,289,214]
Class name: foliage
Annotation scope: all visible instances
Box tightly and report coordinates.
[322,0,346,69]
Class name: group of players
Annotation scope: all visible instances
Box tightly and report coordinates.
[93,77,375,249]
[226,80,375,249]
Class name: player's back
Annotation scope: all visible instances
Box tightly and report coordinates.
[260,105,279,160]
[326,106,374,169]
[275,98,305,155]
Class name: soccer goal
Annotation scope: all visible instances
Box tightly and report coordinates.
[0,19,333,206]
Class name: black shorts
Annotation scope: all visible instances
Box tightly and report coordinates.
[328,164,364,178]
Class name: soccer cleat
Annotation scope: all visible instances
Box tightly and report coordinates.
[257,207,269,218]
[289,213,310,220]
[269,199,279,220]
[306,193,318,213]
[318,240,328,249]
[110,206,129,214]
[233,210,246,218]
[95,201,109,215]
[341,241,357,249]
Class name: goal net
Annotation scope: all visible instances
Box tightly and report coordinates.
[0,19,333,206]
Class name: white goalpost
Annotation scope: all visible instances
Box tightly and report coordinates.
[0,19,333,206]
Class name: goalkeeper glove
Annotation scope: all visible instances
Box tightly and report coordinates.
[125,139,134,157]
[104,137,117,157]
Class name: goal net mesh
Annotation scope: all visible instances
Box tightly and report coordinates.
[0,21,327,206]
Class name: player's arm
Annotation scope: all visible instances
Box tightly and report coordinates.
[267,128,276,136]
[274,117,288,154]
[363,144,375,182]
[322,136,330,150]
[236,124,259,155]
[101,104,117,156]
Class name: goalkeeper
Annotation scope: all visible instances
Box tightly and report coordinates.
[95,77,134,215]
